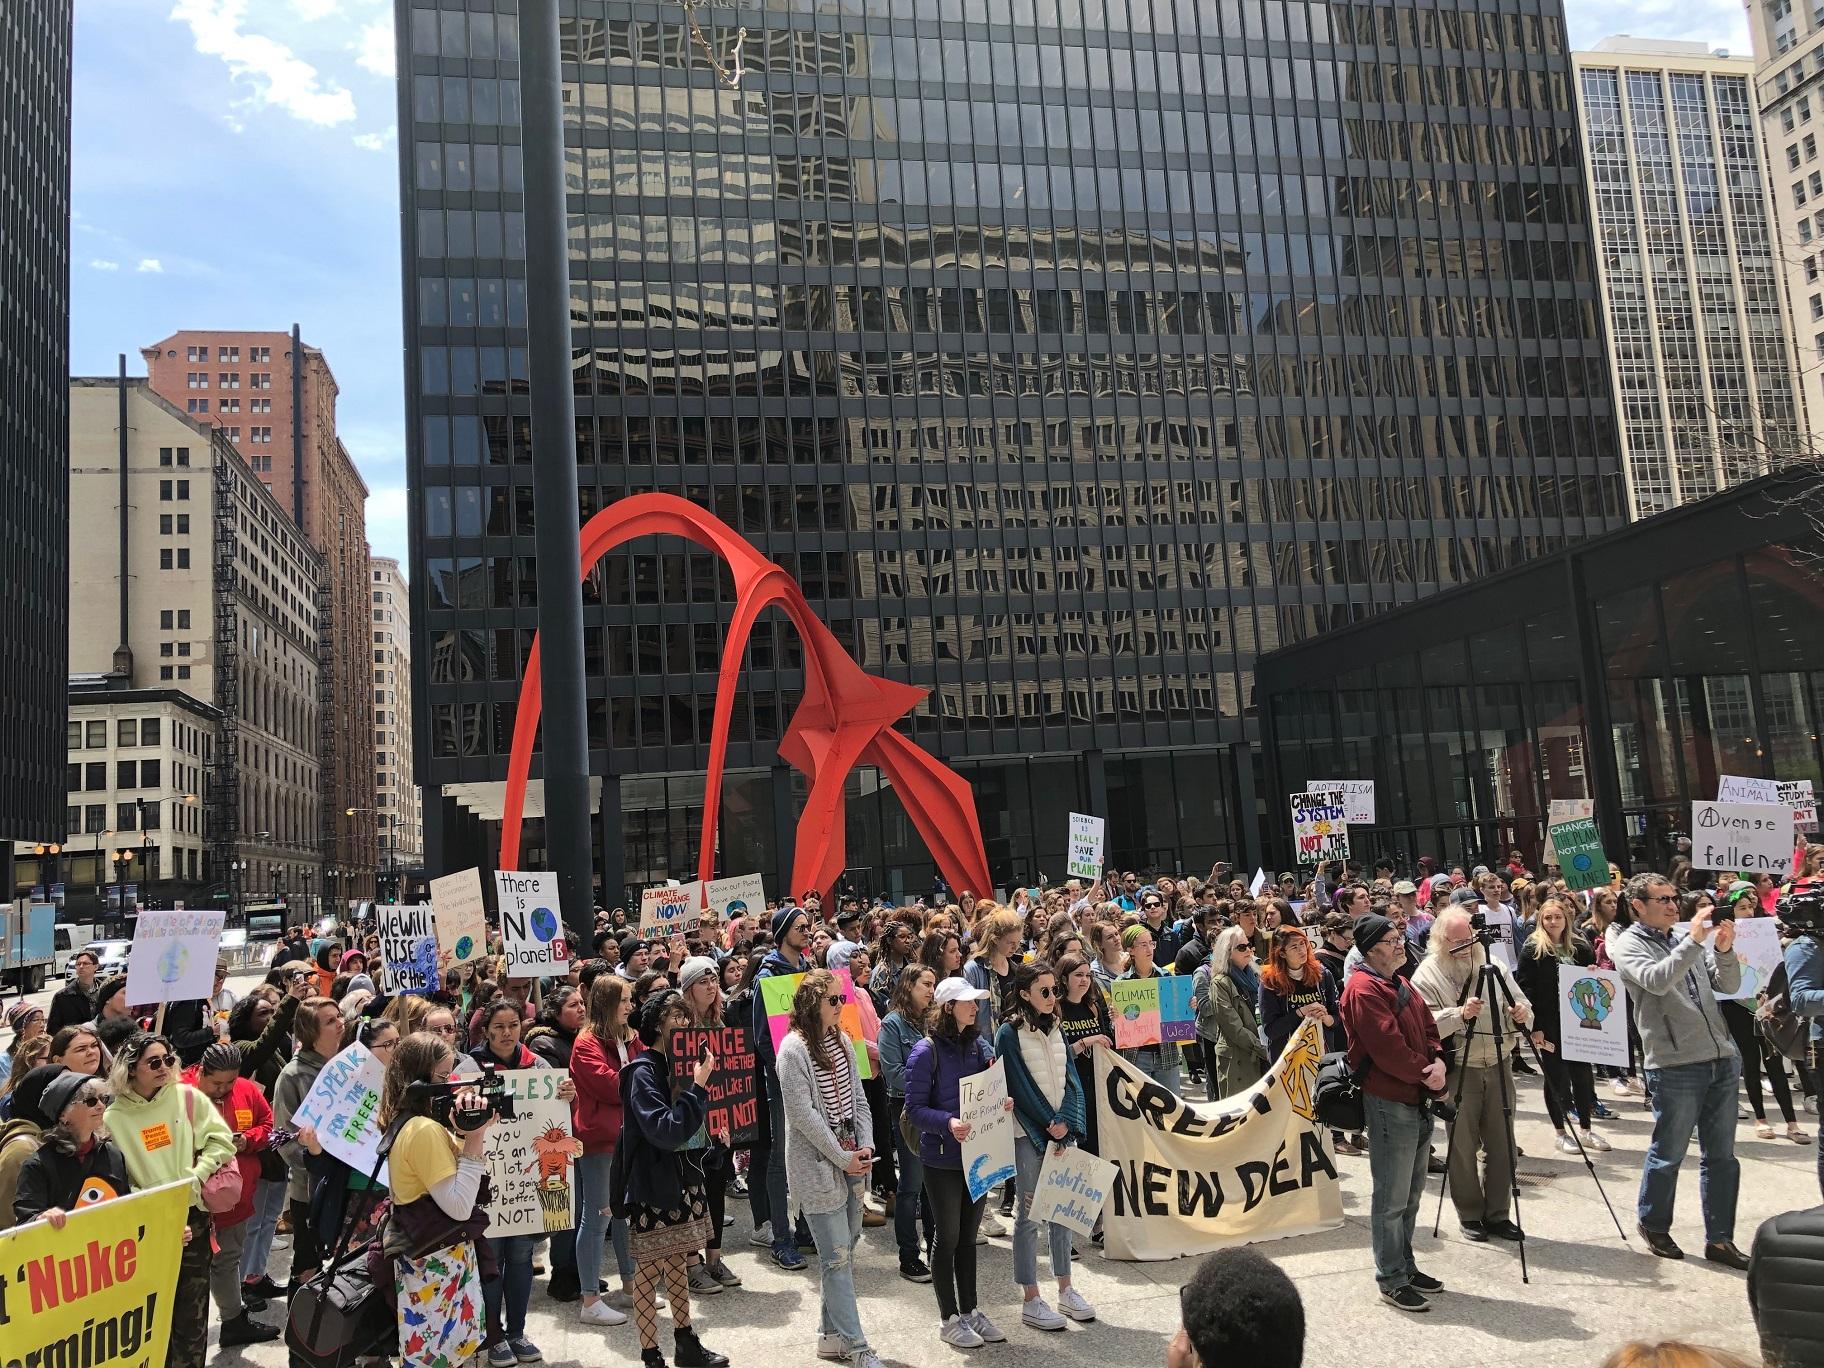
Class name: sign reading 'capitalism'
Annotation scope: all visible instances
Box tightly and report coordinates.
[1093,1018,1343,1261]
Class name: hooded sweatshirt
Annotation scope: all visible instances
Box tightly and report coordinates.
[180,1067,272,1226]
[104,1079,235,1206]
[271,1048,330,1201]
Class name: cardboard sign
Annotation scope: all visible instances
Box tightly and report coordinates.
[1030,1144,1117,1239]
[757,968,872,1079]
[292,1041,390,1184]
[124,909,225,1006]
[667,1023,760,1147]
[1548,817,1609,893]
[1067,813,1105,881]
[959,1058,1016,1200]
[1691,801,1795,873]
[1557,964,1630,1068]
[640,883,700,941]
[1290,791,1349,867]
[495,870,569,977]
[378,903,439,995]
[1305,779,1374,826]
[479,1067,581,1238]
[703,873,765,925]
[430,867,489,970]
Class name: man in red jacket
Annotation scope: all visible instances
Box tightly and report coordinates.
[1339,914,1447,1314]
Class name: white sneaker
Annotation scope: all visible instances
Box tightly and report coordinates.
[852,1351,886,1368]
[977,1213,1005,1239]
[603,1290,635,1312]
[748,1220,775,1247]
[817,1334,849,1360]
[1807,1094,1819,1116]
[966,1310,1006,1343]
[1555,1133,1579,1155]
[1610,1079,1633,1099]
[578,1300,627,1327]
[940,1314,984,1349]
[1581,1130,1611,1153]
[1057,1287,1096,1322]
[1020,1298,1066,1332]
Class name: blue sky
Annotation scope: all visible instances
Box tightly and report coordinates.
[69,0,1757,568]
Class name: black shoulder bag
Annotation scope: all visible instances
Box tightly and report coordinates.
[282,1119,405,1368]
[1313,980,1412,1132]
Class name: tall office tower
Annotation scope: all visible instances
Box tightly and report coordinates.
[142,331,377,899]
[1573,37,1804,516]
[397,0,1624,895]
[370,555,423,894]
[0,2,73,852]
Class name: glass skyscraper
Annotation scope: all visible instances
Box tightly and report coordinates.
[397,0,1625,901]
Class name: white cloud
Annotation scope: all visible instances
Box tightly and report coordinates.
[169,0,357,127]
[352,126,396,152]
[292,0,339,18]
[136,258,164,273]
[90,259,121,272]
[353,18,394,77]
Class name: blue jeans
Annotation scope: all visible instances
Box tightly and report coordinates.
[1012,1135,1073,1286]
[1364,1093,1435,1292]
[575,1150,634,1296]
[803,1175,869,1352]
[890,1097,930,1264]
[239,1177,286,1281]
[1640,1054,1742,1245]
[1121,1047,1181,1096]
[483,1233,536,1341]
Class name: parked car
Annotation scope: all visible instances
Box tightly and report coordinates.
[82,938,132,980]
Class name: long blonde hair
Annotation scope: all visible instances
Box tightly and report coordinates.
[1599,1343,1755,1368]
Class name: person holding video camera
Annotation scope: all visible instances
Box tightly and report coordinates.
[1337,914,1449,1313]
[616,989,730,1368]
[1413,907,1532,1246]
[1611,872,1747,1268]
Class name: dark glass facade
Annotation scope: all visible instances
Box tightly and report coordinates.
[0,2,72,844]
[397,0,1625,901]
[1257,471,1824,874]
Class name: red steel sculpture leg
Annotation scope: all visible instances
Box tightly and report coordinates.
[498,494,991,899]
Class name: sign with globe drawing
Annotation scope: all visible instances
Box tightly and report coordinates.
[125,909,224,1006]
[496,869,569,977]
[1558,964,1629,1067]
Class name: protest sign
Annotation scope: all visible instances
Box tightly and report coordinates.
[1030,1145,1117,1239]
[1691,801,1794,873]
[1548,817,1609,893]
[758,968,872,1078]
[473,1066,581,1238]
[1289,791,1349,867]
[125,909,225,1006]
[1543,797,1594,864]
[1159,975,1197,1044]
[378,903,439,994]
[1109,977,1162,1048]
[959,1058,1016,1200]
[1248,867,1267,897]
[0,1179,191,1368]
[293,1040,390,1184]
[640,883,700,941]
[1780,779,1818,833]
[430,866,489,971]
[495,870,569,977]
[1067,813,1105,881]
[1480,903,1518,971]
[704,873,766,925]
[668,1023,761,1146]
[1720,916,1783,1000]
[1305,779,1374,826]
[1557,965,1630,1068]
[1718,775,1781,804]
[1095,1018,1343,1260]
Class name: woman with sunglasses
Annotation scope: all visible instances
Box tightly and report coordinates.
[106,1032,237,1368]
[12,1066,131,1227]
[994,959,1096,1331]
[1194,928,1269,1098]
[777,969,885,1368]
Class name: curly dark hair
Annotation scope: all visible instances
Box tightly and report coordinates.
[1179,1247,1304,1368]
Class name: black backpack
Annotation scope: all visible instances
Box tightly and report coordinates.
[1314,980,1413,1132]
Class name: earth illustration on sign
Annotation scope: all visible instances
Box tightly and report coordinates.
[1568,852,1596,876]
[530,907,560,942]
[1568,975,1615,1028]
[725,899,750,917]
[1119,1002,1141,1022]
[453,934,475,961]
[157,941,189,984]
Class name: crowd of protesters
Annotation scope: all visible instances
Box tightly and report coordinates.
[0,838,1820,1365]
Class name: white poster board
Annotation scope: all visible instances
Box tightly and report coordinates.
[430,866,489,970]
[125,909,225,1006]
[1306,779,1375,826]
[1690,801,1795,873]
[1067,814,1105,882]
[1543,797,1594,864]
[958,1058,1015,1200]
[473,1066,580,1238]
[1720,916,1783,1001]
[378,903,439,994]
[1557,964,1630,1068]
[495,870,569,978]
[1780,780,1819,834]
[1290,791,1349,867]
[639,883,700,940]
[1029,1144,1116,1239]
[1717,775,1781,804]
[292,1041,390,1184]
[704,873,766,925]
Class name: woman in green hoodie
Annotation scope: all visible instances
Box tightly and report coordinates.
[104,1031,236,1368]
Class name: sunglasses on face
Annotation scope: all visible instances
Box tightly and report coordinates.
[141,1054,173,1071]
[1032,985,1056,999]
[76,1092,110,1108]
[825,994,844,1007]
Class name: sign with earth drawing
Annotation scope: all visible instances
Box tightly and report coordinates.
[495,870,569,977]
[125,909,225,1006]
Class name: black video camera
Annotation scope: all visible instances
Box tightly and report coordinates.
[1778,878,1824,936]
[409,1061,516,1133]
[1465,909,1499,949]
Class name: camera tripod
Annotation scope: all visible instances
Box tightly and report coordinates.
[1428,956,1628,1283]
